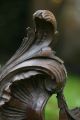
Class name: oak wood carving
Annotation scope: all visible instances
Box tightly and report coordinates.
[0,10,80,120]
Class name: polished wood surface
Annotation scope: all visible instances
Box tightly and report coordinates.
[0,10,80,120]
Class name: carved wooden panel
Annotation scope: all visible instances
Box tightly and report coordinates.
[0,10,80,120]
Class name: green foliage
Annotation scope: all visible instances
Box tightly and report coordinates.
[45,75,80,120]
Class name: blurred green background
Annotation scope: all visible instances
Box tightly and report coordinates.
[0,0,80,119]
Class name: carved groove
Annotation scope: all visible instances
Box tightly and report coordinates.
[0,10,80,120]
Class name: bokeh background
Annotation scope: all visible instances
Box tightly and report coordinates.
[0,0,80,119]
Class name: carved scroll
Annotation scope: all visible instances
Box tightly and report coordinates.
[0,10,80,120]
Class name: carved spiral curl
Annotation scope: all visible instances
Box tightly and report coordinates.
[0,10,79,120]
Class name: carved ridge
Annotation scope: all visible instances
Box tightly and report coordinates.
[0,10,80,120]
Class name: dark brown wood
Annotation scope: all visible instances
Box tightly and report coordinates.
[0,10,80,120]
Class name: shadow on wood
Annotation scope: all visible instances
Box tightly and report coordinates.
[0,10,80,120]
